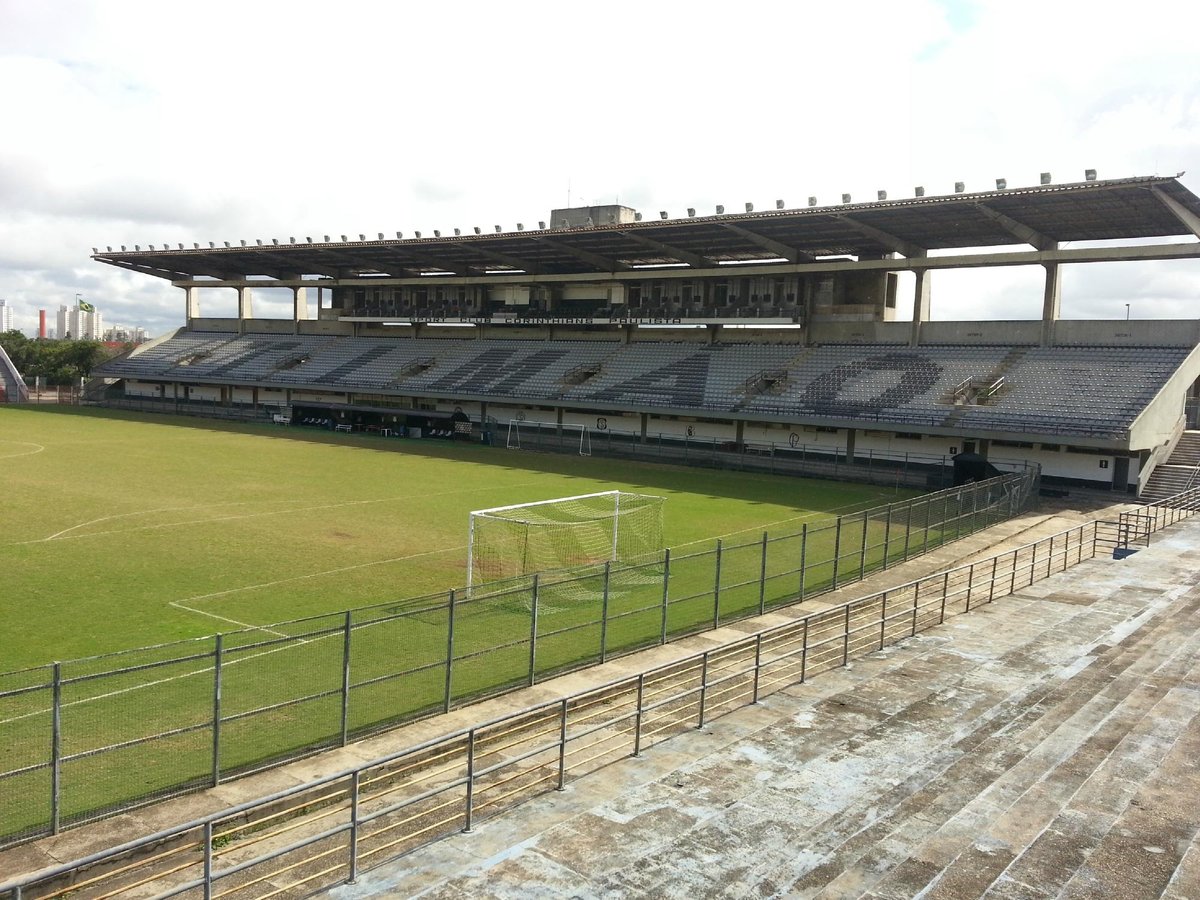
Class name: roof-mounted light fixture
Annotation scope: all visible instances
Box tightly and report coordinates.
[745,202,754,212]
[474,226,482,234]
[687,207,696,217]
[433,230,441,237]
[1085,168,1097,181]
[954,182,965,193]
[494,225,502,232]
[517,223,524,231]
[775,199,785,209]
[1040,172,1052,185]
[914,186,925,197]
[877,190,887,201]
[634,212,643,221]
[995,178,1007,190]
[659,210,668,219]
[841,194,851,204]
[414,231,422,238]
[538,221,546,229]
[808,196,817,206]
[715,204,725,214]
[454,228,461,235]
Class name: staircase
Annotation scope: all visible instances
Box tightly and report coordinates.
[1141,430,1200,501]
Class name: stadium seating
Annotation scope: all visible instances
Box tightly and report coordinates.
[95,331,1192,437]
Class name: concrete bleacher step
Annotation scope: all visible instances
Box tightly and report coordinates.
[752,553,1198,896]
[786,574,1200,899]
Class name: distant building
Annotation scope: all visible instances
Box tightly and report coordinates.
[0,299,12,333]
[57,304,103,341]
[102,325,150,344]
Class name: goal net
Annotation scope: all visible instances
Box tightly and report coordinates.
[467,490,664,588]
[507,420,591,455]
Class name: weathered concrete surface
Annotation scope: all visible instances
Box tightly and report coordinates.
[0,495,1130,884]
[326,515,1200,899]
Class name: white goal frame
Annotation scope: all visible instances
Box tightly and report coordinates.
[506,419,590,455]
[466,489,663,589]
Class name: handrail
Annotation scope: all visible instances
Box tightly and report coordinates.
[14,497,1200,899]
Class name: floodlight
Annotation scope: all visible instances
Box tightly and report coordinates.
[687,207,696,217]
[257,239,263,246]
[178,243,184,250]
[359,234,366,241]
[716,204,725,214]
[92,246,98,253]
[454,228,461,235]
[326,235,332,242]
[1040,172,1051,184]
[1085,168,1097,181]
[877,190,887,201]
[305,237,312,243]
[192,243,198,249]
[495,225,502,232]
[745,202,754,213]
[517,223,524,231]
[841,194,851,204]
[415,231,422,238]
[954,182,965,193]
[914,186,925,197]
[775,199,785,209]
[106,246,112,252]
[538,221,546,229]
[634,212,643,221]
[474,226,482,234]
[378,232,384,240]
[122,245,127,251]
[434,230,441,237]
[807,196,817,206]
[209,242,215,248]
[341,235,348,242]
[288,237,295,244]
[272,238,279,245]
[241,240,247,246]
[659,210,668,219]
[995,178,1007,190]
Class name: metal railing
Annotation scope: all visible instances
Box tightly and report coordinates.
[0,473,1037,848]
[13,492,1198,900]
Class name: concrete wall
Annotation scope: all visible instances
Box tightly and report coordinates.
[190,319,240,333]
[298,320,354,336]
[917,321,1042,345]
[811,321,909,344]
[1051,319,1200,347]
[243,320,296,335]
[125,380,162,397]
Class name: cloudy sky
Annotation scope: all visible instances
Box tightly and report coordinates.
[1,0,1199,336]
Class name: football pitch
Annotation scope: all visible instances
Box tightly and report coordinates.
[0,406,911,672]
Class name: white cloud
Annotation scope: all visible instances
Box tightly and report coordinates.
[1,0,1198,336]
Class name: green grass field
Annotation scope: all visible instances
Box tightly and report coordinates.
[1,405,1034,843]
[0,406,908,672]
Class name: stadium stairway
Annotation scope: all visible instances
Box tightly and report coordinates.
[1141,430,1200,502]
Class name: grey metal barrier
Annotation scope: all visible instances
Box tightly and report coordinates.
[0,472,1037,849]
[1,513,1133,900]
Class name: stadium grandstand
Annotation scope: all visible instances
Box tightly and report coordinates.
[90,172,1200,496]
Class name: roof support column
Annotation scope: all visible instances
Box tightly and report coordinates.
[293,286,310,322]
[910,253,931,347]
[1041,256,1062,347]
[237,286,254,332]
[184,286,200,324]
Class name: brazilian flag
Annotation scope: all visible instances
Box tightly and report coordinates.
[78,299,95,313]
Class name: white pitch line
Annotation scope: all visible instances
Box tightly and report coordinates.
[0,440,45,460]
[168,601,290,637]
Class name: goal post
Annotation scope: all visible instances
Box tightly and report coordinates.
[467,490,664,588]
[506,419,591,456]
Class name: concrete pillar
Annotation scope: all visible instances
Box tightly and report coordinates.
[639,412,648,443]
[735,420,745,452]
[184,286,200,323]
[237,286,254,320]
[909,264,931,348]
[844,428,857,464]
[556,407,564,436]
[1040,261,1062,347]
[293,286,309,322]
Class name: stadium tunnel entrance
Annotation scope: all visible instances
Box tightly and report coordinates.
[290,402,475,440]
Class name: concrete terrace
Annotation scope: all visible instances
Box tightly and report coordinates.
[327,516,1200,899]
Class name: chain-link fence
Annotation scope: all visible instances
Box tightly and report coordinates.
[0,470,1037,847]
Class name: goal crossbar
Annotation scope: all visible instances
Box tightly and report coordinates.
[470,489,655,519]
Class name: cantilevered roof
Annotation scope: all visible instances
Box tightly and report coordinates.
[92,174,1200,282]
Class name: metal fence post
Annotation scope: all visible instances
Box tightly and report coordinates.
[557,698,568,791]
[758,532,768,615]
[203,820,214,900]
[904,500,914,561]
[347,771,361,884]
[800,619,809,683]
[799,524,808,601]
[698,652,709,728]
[752,634,763,703]
[832,517,843,589]
[444,590,456,713]
[340,612,352,746]
[528,575,539,686]
[212,636,223,787]
[911,583,920,635]
[965,564,975,612]
[660,548,671,643]
[600,562,611,663]
[713,540,723,629]
[882,505,893,570]
[463,730,476,832]
[633,674,645,757]
[842,605,851,665]
[879,592,888,649]
[989,556,998,603]
[940,571,950,623]
[51,662,62,835]
[858,512,868,580]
